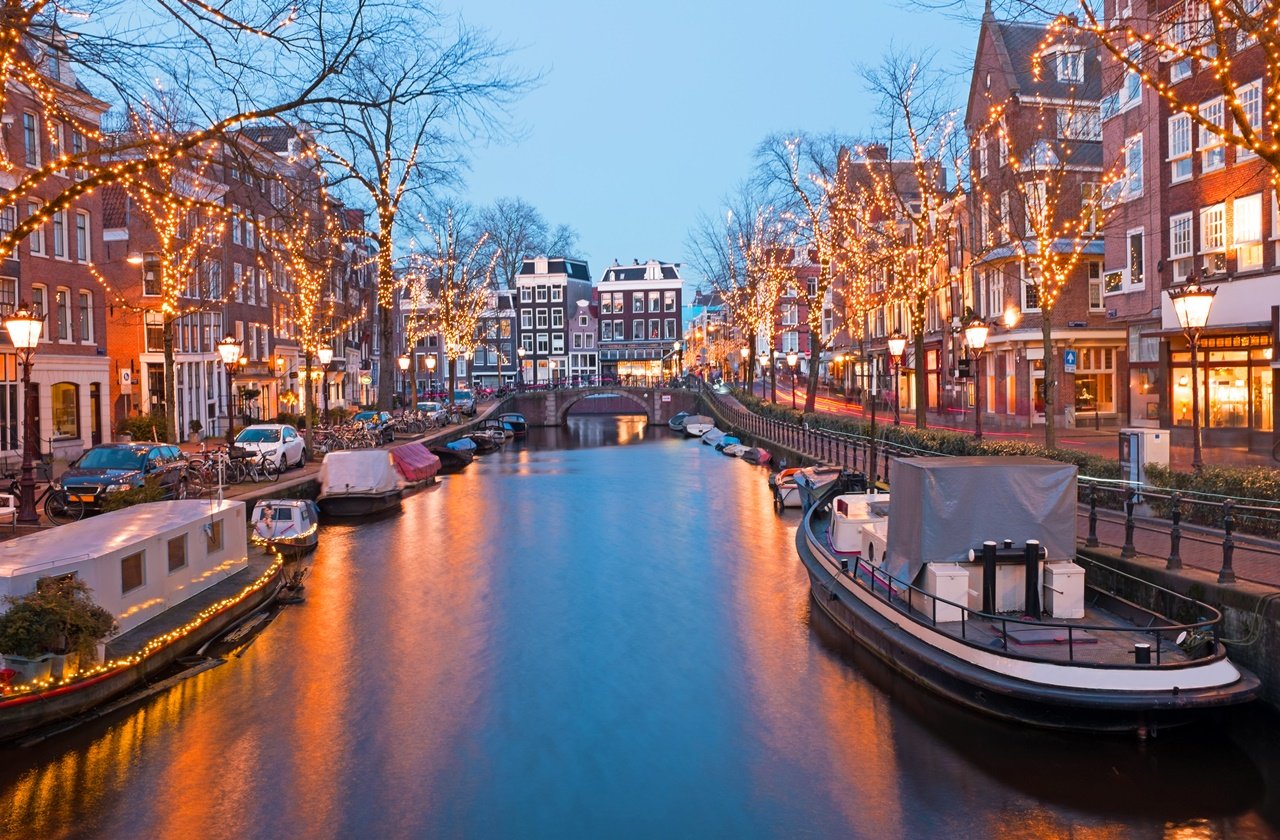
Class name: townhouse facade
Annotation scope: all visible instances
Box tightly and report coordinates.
[596,259,683,382]
[515,256,592,386]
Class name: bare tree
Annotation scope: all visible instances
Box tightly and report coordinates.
[308,10,532,408]
[478,197,580,289]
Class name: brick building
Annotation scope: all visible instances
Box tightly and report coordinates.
[596,259,682,382]
[515,256,592,386]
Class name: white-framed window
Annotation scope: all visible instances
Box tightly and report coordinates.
[535,308,548,329]
[551,309,564,328]
[1233,193,1263,272]
[27,200,44,256]
[1057,107,1100,140]
[1087,262,1104,311]
[535,285,548,302]
[536,333,549,354]
[550,285,562,302]
[1120,45,1142,111]
[520,310,532,330]
[612,319,623,339]
[51,210,66,258]
[1056,49,1084,83]
[231,205,242,244]
[1081,182,1101,234]
[1200,202,1226,253]
[999,191,1011,240]
[1020,261,1041,312]
[632,319,644,340]
[551,334,564,354]
[75,210,90,262]
[572,332,582,349]
[1128,230,1145,288]
[519,287,531,303]
[22,112,38,167]
[1236,81,1262,160]
[1168,114,1193,182]
[997,121,1008,166]
[55,287,71,341]
[978,134,988,177]
[1199,98,1225,171]
[71,131,86,180]
[50,121,65,175]
[520,333,533,353]
[1122,134,1143,200]
[1024,182,1046,236]
[1169,212,1195,283]
[1170,58,1192,84]
[31,284,48,339]
[78,290,93,343]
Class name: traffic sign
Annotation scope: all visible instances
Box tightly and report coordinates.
[1063,349,1078,373]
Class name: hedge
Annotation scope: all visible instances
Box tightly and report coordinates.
[1145,464,1280,539]
[114,413,171,443]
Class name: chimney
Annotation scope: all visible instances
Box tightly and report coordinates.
[866,144,889,162]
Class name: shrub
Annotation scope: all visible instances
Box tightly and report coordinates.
[115,413,171,443]
[1145,463,1280,538]
[274,412,302,428]
[99,477,168,513]
[0,576,116,660]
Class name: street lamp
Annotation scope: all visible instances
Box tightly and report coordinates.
[786,350,799,410]
[1169,281,1217,470]
[515,347,525,391]
[673,339,683,381]
[317,345,334,423]
[398,354,410,408]
[740,345,750,388]
[963,319,989,442]
[216,335,243,447]
[4,304,42,524]
[887,333,907,426]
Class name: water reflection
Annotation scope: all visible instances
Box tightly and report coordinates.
[0,415,1276,839]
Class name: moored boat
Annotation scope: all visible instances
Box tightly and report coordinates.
[795,456,1259,733]
[702,428,727,447]
[251,499,321,555]
[715,435,741,452]
[668,411,690,431]
[467,430,504,453]
[317,450,404,517]
[390,441,441,487]
[793,465,857,510]
[428,443,474,472]
[768,467,803,508]
[496,413,527,436]
[682,415,715,437]
[722,443,748,457]
[742,447,772,466]
[479,418,514,439]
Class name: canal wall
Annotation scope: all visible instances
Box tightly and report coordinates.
[1079,547,1280,711]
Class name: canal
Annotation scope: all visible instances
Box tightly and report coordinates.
[3,415,1280,839]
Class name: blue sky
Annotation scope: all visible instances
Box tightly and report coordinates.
[442,1,976,288]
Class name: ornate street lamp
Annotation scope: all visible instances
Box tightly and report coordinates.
[216,335,243,447]
[4,304,42,524]
[398,354,410,408]
[740,345,750,388]
[515,347,525,392]
[887,333,907,426]
[317,346,334,423]
[786,350,799,409]
[963,319,989,442]
[673,339,683,381]
[1169,281,1217,470]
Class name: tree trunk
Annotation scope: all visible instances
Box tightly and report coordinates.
[914,331,927,429]
[769,355,777,403]
[375,226,397,410]
[804,355,820,413]
[409,352,419,407]
[1042,310,1056,449]
[303,351,314,457]
[163,317,177,442]
[448,357,458,407]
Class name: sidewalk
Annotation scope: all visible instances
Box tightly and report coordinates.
[757,381,1276,471]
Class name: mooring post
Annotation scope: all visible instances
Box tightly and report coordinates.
[1121,488,1137,558]
[1166,492,1182,571]
[1085,482,1099,547]
[1219,500,1237,584]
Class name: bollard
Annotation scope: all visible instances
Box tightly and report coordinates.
[1023,540,1042,617]
[1134,643,1151,665]
[1166,492,1182,571]
[1085,483,1099,547]
[1219,500,1237,584]
[1121,488,1137,558]
[981,540,997,613]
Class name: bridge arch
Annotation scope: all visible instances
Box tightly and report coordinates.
[555,388,652,426]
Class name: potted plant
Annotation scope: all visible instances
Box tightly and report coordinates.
[188,419,203,444]
[0,577,116,683]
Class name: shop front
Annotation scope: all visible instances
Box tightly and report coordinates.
[1167,331,1274,451]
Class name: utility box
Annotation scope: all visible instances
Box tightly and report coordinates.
[1043,562,1085,619]
[920,563,969,623]
[1118,428,1170,496]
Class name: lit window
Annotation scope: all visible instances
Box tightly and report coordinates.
[1200,203,1226,253]
[51,381,78,437]
[1169,213,1194,284]
[1233,193,1263,272]
[1236,81,1262,160]
[1168,114,1193,182]
[1199,98,1225,171]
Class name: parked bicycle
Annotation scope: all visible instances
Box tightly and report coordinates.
[1,468,84,524]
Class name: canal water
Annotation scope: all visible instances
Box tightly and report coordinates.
[2,415,1280,839]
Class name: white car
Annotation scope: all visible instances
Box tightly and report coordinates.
[235,424,307,470]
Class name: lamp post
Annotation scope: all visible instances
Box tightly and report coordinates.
[673,339,683,382]
[1169,281,1217,470]
[4,305,42,524]
[398,354,410,409]
[424,353,437,398]
[868,357,879,487]
[963,319,989,442]
[787,350,799,409]
[887,333,907,426]
[515,347,525,391]
[317,345,334,423]
[216,335,243,447]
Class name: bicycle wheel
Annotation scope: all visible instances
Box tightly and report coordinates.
[44,490,85,524]
[262,456,281,483]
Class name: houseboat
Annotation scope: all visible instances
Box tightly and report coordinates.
[0,500,283,743]
[317,450,404,517]
[795,457,1259,733]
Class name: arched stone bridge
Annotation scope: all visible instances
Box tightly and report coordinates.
[497,387,700,427]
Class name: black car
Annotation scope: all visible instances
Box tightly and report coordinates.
[61,443,189,511]
[352,410,395,444]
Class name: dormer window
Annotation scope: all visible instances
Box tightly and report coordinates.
[1056,50,1084,83]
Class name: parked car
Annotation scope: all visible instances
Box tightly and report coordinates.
[416,401,450,425]
[60,443,189,511]
[452,389,476,416]
[235,423,306,470]
[352,410,395,444]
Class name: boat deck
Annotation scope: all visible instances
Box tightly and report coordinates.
[106,549,279,660]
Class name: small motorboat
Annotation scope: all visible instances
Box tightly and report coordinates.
[742,447,772,466]
[702,428,727,447]
[390,442,441,487]
[682,415,715,437]
[468,430,505,453]
[722,443,748,457]
[794,466,863,511]
[479,418,514,440]
[497,413,527,436]
[769,467,803,508]
[251,499,320,555]
[668,411,689,431]
[715,435,741,452]
[428,438,476,472]
[317,450,404,517]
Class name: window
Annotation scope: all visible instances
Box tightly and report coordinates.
[1057,108,1100,140]
[613,319,623,340]
[664,290,676,311]
[0,276,13,312]
[536,333,549,354]
[27,201,44,256]
[997,121,1008,166]
[55,288,70,340]
[648,319,660,340]
[1120,45,1142,110]
[52,210,66,258]
[1236,81,1262,160]
[78,291,92,343]
[664,318,676,339]
[143,256,161,296]
[551,309,564,329]
[632,291,644,313]
[520,310,532,329]
[1200,203,1226,253]
[1171,58,1192,83]
[521,334,533,353]
[520,287,531,303]
[1233,193,1263,271]
[535,308,548,329]
[1081,183,1101,233]
[51,382,78,437]
[648,291,661,312]
[1128,231,1144,288]
[600,294,613,315]
[1199,98,1225,171]
[206,518,223,553]
[1120,135,1143,201]
[978,135,988,177]
[572,332,582,349]
[50,121,64,174]
[145,311,164,352]
[551,334,564,354]
[535,285,548,302]
[632,319,644,340]
[1056,49,1084,82]
[1021,261,1041,312]
[121,551,145,594]
[75,210,90,261]
[22,113,38,167]
[1168,114,1193,182]
[231,205,241,244]
[71,131,86,180]
[999,191,1011,239]
[1169,212,1195,283]
[31,285,48,339]
[550,285,562,302]
[579,314,589,327]
[168,535,188,572]
[1087,262,1104,311]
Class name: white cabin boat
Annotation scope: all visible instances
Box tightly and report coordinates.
[318,450,404,517]
[683,416,715,437]
[251,499,320,555]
